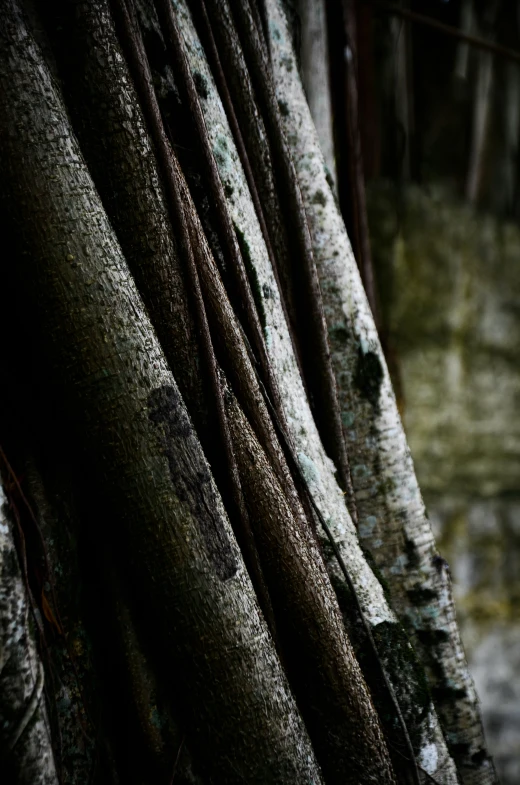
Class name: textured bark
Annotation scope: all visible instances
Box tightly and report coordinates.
[0,476,57,784]
[44,0,205,440]
[188,0,291,339]
[153,0,285,438]
[171,1,459,781]
[0,4,324,781]
[45,0,301,641]
[174,0,389,632]
[36,7,263,766]
[84,5,399,777]
[0,0,497,782]
[109,0,279,636]
[192,0,306,373]
[21,451,198,785]
[226,388,397,785]
[265,1,496,783]
[226,0,352,498]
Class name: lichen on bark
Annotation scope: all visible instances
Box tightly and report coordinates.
[265,0,495,781]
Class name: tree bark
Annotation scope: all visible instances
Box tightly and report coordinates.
[266,1,496,782]
[173,0,459,780]
[0,3,324,780]
[0,0,496,782]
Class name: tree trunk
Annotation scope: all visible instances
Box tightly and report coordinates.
[0,0,495,782]
[280,3,496,783]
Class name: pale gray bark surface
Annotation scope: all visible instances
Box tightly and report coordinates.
[173,0,459,781]
[368,180,520,785]
[265,1,496,783]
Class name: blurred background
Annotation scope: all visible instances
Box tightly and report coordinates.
[295,1,520,782]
